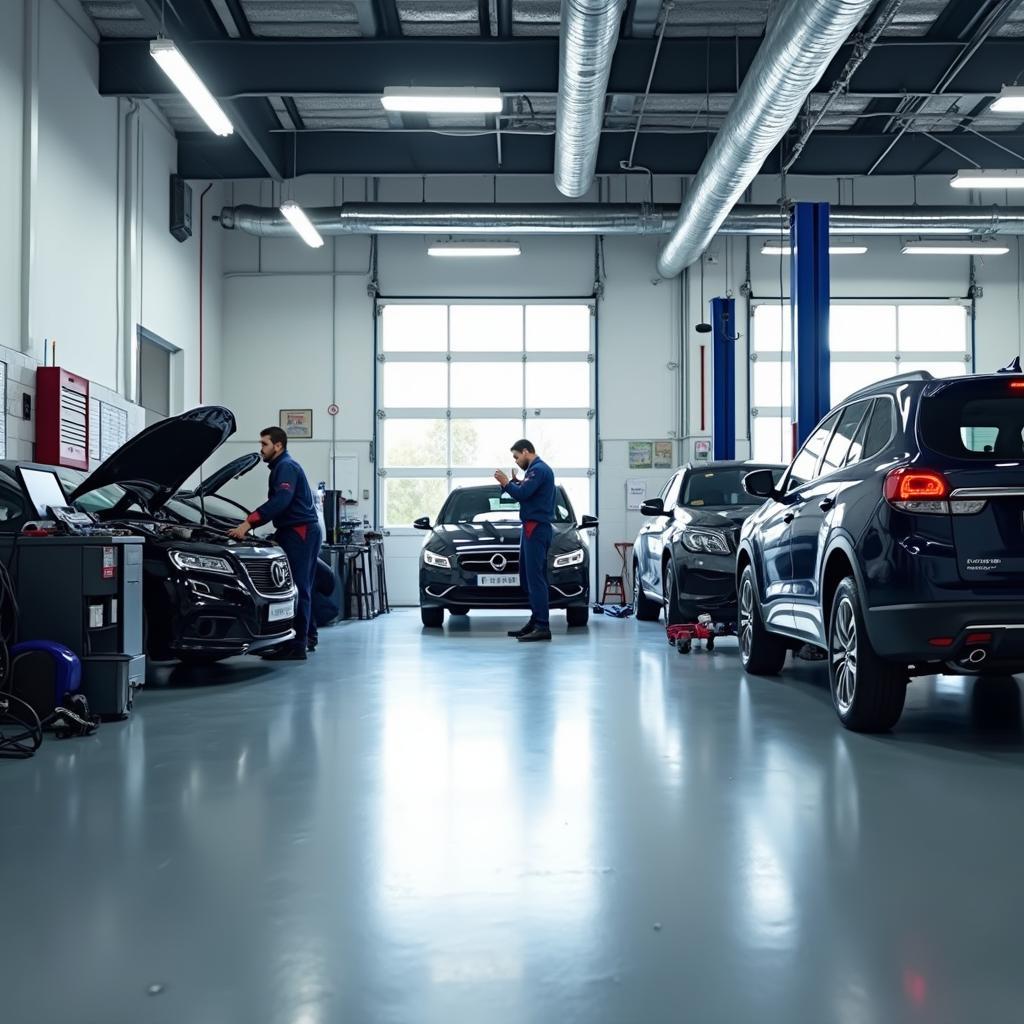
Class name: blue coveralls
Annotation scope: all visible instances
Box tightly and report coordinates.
[503,458,556,629]
[248,450,322,653]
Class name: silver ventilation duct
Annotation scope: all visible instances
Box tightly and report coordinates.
[218,203,1024,238]
[656,0,879,278]
[554,0,627,198]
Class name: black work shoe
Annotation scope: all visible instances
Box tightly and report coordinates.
[261,647,307,661]
[518,627,552,643]
[307,641,318,652]
[508,621,535,638]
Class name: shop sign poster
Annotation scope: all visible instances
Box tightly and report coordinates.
[653,441,674,469]
[629,441,653,470]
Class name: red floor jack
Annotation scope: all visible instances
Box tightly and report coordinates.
[666,614,735,654]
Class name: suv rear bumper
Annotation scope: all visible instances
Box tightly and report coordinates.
[868,601,1024,667]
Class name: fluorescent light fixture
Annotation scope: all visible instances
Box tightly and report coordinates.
[901,241,1010,256]
[149,39,233,136]
[381,86,503,114]
[990,86,1024,113]
[951,168,1024,189]
[280,200,325,248]
[427,242,521,258]
[761,242,867,256]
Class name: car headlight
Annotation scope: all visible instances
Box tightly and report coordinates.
[680,530,731,555]
[423,549,451,569]
[553,548,585,568]
[169,550,235,575]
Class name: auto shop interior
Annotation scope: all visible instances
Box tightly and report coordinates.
[4,0,1024,1019]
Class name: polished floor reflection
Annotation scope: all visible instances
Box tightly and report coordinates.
[3,610,1024,1023]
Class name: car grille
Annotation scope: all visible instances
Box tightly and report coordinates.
[457,547,521,574]
[239,556,293,597]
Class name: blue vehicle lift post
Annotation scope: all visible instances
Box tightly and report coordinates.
[790,202,831,448]
[711,295,737,460]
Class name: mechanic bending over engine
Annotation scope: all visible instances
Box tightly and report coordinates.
[229,426,321,661]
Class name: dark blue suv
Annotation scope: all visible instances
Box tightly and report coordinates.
[737,371,1024,732]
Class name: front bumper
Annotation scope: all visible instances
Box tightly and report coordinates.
[420,566,589,610]
[673,552,739,620]
[867,600,1024,670]
[164,573,298,657]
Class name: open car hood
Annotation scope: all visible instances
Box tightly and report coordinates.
[179,451,261,499]
[68,406,236,513]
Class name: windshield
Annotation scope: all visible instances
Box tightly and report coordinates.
[53,469,130,515]
[682,467,781,508]
[920,379,1024,460]
[439,485,573,524]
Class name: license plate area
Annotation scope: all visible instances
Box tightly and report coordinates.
[269,599,295,622]
[478,574,520,587]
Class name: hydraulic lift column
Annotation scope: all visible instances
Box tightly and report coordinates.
[711,296,737,460]
[791,202,831,447]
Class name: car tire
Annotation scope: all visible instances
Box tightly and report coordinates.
[421,606,445,628]
[566,605,589,628]
[633,561,661,622]
[449,606,470,616]
[663,562,685,627]
[828,577,907,733]
[738,565,787,675]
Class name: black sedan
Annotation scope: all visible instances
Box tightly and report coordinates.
[633,461,785,625]
[0,406,297,664]
[416,484,597,628]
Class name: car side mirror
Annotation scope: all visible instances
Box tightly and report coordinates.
[743,469,779,500]
[580,515,599,530]
[413,516,432,530]
[639,498,665,517]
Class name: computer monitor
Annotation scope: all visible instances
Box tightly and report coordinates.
[18,468,69,518]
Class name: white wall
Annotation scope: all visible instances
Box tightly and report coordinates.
[215,172,1024,604]
[0,1,225,465]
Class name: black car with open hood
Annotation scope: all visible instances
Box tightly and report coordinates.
[0,406,297,665]
[416,484,596,628]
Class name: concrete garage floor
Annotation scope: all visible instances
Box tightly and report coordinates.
[3,611,1024,1023]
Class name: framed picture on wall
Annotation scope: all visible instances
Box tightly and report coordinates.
[280,408,313,439]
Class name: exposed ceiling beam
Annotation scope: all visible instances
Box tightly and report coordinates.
[99,37,1024,99]
[497,0,513,36]
[176,126,1024,178]
[927,0,1013,40]
[478,0,492,37]
[132,0,286,180]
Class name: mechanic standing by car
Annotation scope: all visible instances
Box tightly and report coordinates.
[495,440,555,643]
[229,426,321,661]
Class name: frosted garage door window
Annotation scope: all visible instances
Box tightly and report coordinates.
[382,305,447,351]
[751,302,971,462]
[378,302,595,529]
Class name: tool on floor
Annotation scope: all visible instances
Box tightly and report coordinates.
[667,614,735,654]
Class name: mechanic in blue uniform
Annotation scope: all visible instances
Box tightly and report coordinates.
[495,439,555,643]
[229,426,321,661]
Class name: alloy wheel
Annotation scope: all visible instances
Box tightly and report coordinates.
[739,577,754,662]
[831,596,858,714]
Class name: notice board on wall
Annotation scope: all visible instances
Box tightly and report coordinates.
[0,361,7,460]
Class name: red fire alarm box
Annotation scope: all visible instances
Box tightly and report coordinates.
[37,367,90,470]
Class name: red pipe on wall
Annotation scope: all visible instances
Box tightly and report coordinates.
[699,344,706,431]
[199,183,213,403]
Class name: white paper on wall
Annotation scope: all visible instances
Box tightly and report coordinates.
[0,362,7,460]
[626,478,647,510]
[89,398,101,462]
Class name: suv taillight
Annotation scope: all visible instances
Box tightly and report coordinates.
[883,468,950,514]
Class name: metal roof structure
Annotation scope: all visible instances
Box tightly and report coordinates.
[85,0,1024,179]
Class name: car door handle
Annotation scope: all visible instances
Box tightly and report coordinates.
[818,497,835,512]
[783,511,798,524]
